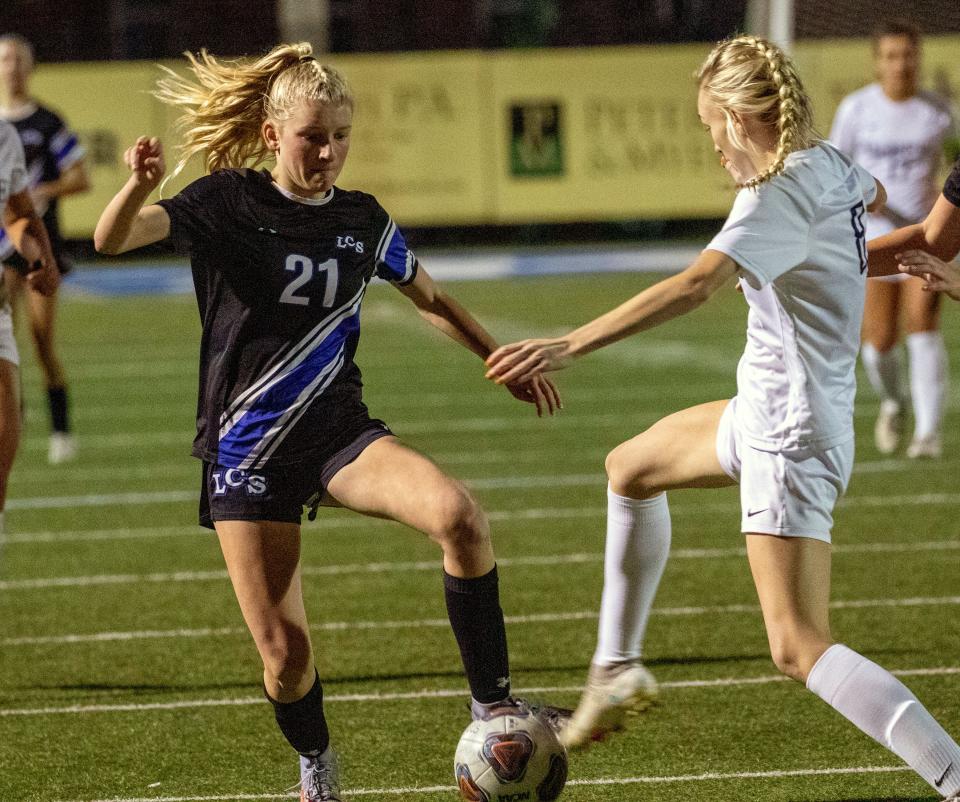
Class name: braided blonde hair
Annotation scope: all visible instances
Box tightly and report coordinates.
[155,42,353,184]
[697,35,817,189]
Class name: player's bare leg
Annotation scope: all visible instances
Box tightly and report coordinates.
[563,400,735,749]
[0,357,21,566]
[861,280,905,455]
[216,520,339,801]
[326,436,513,718]
[748,533,960,798]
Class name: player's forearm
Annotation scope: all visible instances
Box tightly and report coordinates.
[94,177,154,254]
[867,224,928,277]
[3,203,55,266]
[567,270,716,357]
[416,290,499,360]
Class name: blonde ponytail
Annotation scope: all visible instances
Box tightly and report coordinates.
[155,42,353,185]
[697,35,817,190]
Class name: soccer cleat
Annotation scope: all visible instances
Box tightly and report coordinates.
[560,661,658,750]
[48,432,77,465]
[471,696,573,736]
[906,434,942,460]
[299,746,342,802]
[874,400,904,455]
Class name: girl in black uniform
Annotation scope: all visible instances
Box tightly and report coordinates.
[95,43,560,802]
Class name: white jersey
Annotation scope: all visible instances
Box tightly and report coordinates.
[708,142,877,453]
[0,119,27,207]
[830,83,956,236]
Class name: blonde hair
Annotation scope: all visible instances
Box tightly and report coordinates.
[155,42,353,183]
[697,35,816,190]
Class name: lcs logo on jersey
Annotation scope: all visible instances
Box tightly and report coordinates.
[336,235,364,254]
[211,469,268,496]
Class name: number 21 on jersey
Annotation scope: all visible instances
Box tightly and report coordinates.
[280,254,339,307]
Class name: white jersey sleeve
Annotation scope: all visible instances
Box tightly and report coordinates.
[0,120,28,204]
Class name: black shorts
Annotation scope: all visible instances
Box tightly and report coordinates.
[198,418,393,530]
[5,249,73,276]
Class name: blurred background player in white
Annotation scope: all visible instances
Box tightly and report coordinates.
[94,44,561,802]
[0,34,90,464]
[830,20,959,459]
[0,119,59,558]
[870,156,960,294]
[486,35,960,801]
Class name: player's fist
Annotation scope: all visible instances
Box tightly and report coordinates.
[124,136,165,189]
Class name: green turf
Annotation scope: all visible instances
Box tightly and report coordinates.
[1,271,958,802]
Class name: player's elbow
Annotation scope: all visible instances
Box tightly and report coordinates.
[94,232,123,255]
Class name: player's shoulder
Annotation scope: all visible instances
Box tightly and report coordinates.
[330,186,390,224]
[836,83,879,112]
[24,103,67,133]
[913,89,954,118]
[766,143,863,210]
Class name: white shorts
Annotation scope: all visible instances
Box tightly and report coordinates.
[0,305,18,367]
[715,398,853,543]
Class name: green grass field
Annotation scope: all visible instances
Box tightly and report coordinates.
[1,271,958,802]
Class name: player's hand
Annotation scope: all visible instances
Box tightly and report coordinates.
[124,136,166,189]
[24,257,59,297]
[897,250,960,301]
[503,373,563,417]
[485,338,574,386]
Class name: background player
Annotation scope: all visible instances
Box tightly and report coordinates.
[486,35,960,800]
[830,20,959,458]
[0,33,90,464]
[94,44,561,802]
[0,118,59,558]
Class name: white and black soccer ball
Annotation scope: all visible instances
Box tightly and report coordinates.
[454,709,568,802]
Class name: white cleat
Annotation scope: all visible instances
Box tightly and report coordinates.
[874,400,904,455]
[48,432,77,464]
[906,434,942,460]
[299,746,342,802]
[560,661,658,750]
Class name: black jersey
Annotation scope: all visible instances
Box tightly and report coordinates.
[944,158,960,208]
[0,104,84,260]
[157,168,418,470]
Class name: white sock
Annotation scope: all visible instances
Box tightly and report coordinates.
[861,342,904,405]
[907,331,947,440]
[593,489,671,665]
[807,644,960,795]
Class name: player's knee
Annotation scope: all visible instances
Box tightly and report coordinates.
[767,631,830,683]
[605,442,657,497]
[258,622,313,686]
[430,487,488,551]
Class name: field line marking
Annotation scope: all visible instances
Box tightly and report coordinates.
[5,596,960,645]
[52,764,915,801]
[6,482,960,513]
[9,667,959,718]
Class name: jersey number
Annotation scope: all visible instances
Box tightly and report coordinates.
[849,201,867,274]
[280,255,339,307]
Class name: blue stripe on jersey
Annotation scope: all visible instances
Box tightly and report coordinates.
[53,134,80,169]
[381,228,413,283]
[216,311,360,468]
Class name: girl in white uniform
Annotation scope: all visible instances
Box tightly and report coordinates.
[830,20,958,458]
[486,35,960,800]
[0,119,58,547]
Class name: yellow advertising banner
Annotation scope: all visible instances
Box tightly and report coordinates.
[24,36,960,236]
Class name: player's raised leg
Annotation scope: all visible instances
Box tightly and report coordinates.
[216,520,340,802]
[562,399,735,749]
[325,436,511,716]
[747,533,960,799]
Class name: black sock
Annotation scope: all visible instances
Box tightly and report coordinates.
[444,565,511,704]
[264,671,329,756]
[47,386,69,433]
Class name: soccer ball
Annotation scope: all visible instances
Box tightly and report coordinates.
[454,708,568,802]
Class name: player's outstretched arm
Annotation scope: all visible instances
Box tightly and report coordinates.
[868,193,960,278]
[485,249,738,386]
[896,250,960,301]
[396,265,562,416]
[2,188,59,296]
[94,136,171,254]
